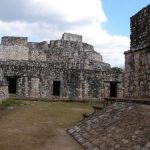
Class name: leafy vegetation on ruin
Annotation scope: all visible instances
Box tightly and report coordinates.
[111,67,123,74]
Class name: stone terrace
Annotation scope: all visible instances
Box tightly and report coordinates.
[68,102,150,150]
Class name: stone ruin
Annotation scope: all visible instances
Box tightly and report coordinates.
[0,3,149,150]
[0,5,149,102]
[0,33,122,101]
[0,68,8,101]
[68,5,150,150]
[124,4,150,99]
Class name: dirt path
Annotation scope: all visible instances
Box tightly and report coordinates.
[0,101,92,150]
[39,128,83,150]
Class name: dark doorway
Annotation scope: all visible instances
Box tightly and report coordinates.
[6,77,17,94]
[53,81,60,96]
[110,82,117,97]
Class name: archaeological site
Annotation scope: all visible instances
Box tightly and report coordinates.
[68,4,150,150]
[124,4,150,98]
[0,32,122,101]
[0,2,149,150]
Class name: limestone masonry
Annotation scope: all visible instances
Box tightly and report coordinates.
[0,68,8,101]
[124,4,150,98]
[68,5,150,150]
[68,102,150,150]
[0,33,121,100]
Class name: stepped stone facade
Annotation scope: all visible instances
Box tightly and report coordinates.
[124,4,150,98]
[0,33,121,100]
[68,102,150,150]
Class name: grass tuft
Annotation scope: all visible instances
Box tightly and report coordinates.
[0,99,25,107]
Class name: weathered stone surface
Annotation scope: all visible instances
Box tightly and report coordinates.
[124,4,150,99]
[62,33,82,42]
[0,45,29,61]
[0,85,8,101]
[1,36,28,46]
[130,5,150,50]
[0,68,8,101]
[68,102,150,150]
[0,33,122,100]
[67,5,150,150]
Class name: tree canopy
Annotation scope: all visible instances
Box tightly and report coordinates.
[111,67,123,74]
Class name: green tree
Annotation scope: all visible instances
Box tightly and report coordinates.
[111,67,123,74]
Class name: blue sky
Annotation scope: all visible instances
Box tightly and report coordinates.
[102,0,150,36]
[0,0,149,67]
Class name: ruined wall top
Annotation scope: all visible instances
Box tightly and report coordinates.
[0,33,107,69]
[28,41,48,49]
[130,4,150,50]
[1,36,28,46]
[62,33,82,42]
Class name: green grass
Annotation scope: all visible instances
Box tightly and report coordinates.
[0,99,25,107]
[0,101,93,150]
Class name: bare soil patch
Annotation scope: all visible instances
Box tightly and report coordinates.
[0,101,93,150]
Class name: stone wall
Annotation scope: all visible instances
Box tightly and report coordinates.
[0,68,3,81]
[130,4,150,50]
[104,73,123,98]
[0,37,29,61]
[0,45,29,61]
[0,85,8,101]
[0,33,121,100]
[1,36,28,46]
[0,60,119,100]
[28,42,47,61]
[124,48,150,98]
[124,4,150,98]
[0,33,104,69]
[0,68,8,101]
[62,33,82,42]
[47,38,104,70]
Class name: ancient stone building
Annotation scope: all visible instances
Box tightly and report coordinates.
[0,33,121,100]
[68,6,150,150]
[0,68,8,101]
[124,4,150,98]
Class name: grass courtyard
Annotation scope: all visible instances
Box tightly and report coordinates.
[0,100,93,150]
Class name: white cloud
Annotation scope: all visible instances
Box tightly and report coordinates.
[66,20,130,67]
[0,0,130,67]
[31,0,106,23]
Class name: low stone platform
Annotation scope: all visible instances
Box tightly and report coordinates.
[105,97,150,105]
[68,102,150,150]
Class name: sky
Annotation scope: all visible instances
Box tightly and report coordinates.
[0,0,149,68]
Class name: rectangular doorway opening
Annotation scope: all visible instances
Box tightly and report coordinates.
[53,81,60,96]
[110,82,117,97]
[6,77,17,94]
